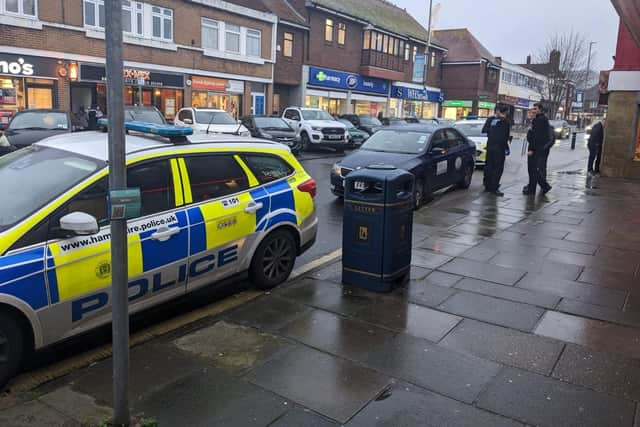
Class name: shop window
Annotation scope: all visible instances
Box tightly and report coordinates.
[183,155,248,202]
[246,29,261,57]
[283,32,293,57]
[363,30,370,50]
[202,18,219,50]
[225,24,241,53]
[337,23,346,45]
[5,0,36,16]
[325,18,333,42]
[152,6,172,41]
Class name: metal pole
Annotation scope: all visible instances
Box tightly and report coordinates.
[105,1,130,425]
[584,41,596,123]
[423,0,433,116]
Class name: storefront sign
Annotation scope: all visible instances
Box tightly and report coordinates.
[80,64,184,88]
[391,85,441,103]
[0,54,59,78]
[308,67,388,95]
[443,100,472,108]
[478,101,496,109]
[191,76,227,92]
[412,54,425,83]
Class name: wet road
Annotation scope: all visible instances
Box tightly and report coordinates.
[295,134,589,268]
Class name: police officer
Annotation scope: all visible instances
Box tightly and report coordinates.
[523,102,552,195]
[482,105,511,196]
[587,119,605,175]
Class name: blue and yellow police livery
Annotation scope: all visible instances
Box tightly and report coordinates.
[0,122,317,386]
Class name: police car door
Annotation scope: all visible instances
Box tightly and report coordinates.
[44,159,189,339]
[428,130,449,191]
[178,154,256,290]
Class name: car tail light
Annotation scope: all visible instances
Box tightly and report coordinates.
[298,178,317,198]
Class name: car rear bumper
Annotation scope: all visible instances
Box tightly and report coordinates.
[299,213,318,255]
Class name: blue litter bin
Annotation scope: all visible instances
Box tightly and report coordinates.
[342,165,414,292]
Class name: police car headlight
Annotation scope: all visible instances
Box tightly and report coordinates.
[240,131,251,137]
[0,134,9,147]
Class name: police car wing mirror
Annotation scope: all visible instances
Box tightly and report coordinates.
[430,147,446,156]
[60,212,99,236]
[183,118,193,125]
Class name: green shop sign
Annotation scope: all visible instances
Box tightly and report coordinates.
[443,100,472,108]
[478,101,496,109]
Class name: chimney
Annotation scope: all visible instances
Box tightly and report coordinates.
[550,50,561,71]
[526,55,531,64]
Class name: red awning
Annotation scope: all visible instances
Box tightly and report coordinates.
[611,0,640,46]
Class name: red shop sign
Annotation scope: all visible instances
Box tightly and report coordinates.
[191,76,227,92]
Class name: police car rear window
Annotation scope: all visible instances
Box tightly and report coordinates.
[184,155,249,202]
[0,146,104,231]
[242,154,294,184]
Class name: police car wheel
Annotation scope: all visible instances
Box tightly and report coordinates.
[250,230,297,290]
[413,179,425,210]
[458,164,473,189]
[0,311,24,387]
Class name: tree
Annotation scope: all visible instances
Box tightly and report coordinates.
[534,31,594,118]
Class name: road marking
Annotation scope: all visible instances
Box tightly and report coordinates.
[5,250,343,394]
[290,248,342,280]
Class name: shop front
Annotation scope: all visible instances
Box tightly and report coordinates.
[73,64,185,120]
[442,100,472,121]
[0,54,61,128]
[391,85,442,119]
[477,101,496,118]
[498,95,533,124]
[190,76,245,119]
[305,66,389,116]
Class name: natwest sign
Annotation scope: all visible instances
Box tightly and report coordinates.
[308,67,388,95]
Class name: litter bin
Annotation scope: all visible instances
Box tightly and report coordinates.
[342,165,414,292]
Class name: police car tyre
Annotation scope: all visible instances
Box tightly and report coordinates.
[414,179,425,210]
[0,311,25,388]
[458,164,473,189]
[250,229,297,290]
[301,132,311,151]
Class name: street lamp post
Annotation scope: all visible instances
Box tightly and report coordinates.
[584,41,596,123]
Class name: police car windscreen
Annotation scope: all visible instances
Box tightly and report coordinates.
[0,147,103,230]
[361,130,431,154]
[195,111,236,125]
[454,123,484,137]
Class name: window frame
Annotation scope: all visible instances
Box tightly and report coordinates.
[182,154,250,204]
[126,158,177,218]
[430,51,436,67]
[404,43,410,61]
[337,22,346,45]
[283,31,294,57]
[151,5,173,42]
[246,28,262,57]
[324,18,333,42]
[201,17,220,51]
[4,0,37,17]
[363,30,370,50]
[225,23,241,53]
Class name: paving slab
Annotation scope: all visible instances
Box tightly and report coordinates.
[308,261,342,283]
[552,344,640,401]
[173,321,294,375]
[346,381,522,427]
[409,265,432,281]
[407,281,457,308]
[354,299,461,341]
[246,346,390,424]
[578,267,638,291]
[455,277,561,309]
[431,230,486,246]
[420,270,464,287]
[490,253,583,280]
[38,386,111,426]
[557,299,640,328]
[364,332,502,404]
[0,400,78,427]
[477,367,636,427]
[548,249,639,276]
[438,258,526,286]
[439,319,564,375]
[475,238,553,257]
[534,311,640,359]
[136,368,288,427]
[222,295,311,332]
[416,238,473,257]
[449,223,501,237]
[437,291,546,332]
[276,279,373,317]
[459,246,500,262]
[269,408,338,426]
[411,249,453,269]
[517,273,628,309]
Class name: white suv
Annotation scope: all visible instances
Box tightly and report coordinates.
[175,107,251,136]
[282,107,348,152]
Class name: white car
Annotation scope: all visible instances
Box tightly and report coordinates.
[282,107,348,152]
[454,119,488,167]
[174,107,251,137]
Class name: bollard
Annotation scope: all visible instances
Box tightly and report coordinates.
[571,132,577,150]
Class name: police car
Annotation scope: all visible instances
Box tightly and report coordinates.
[0,122,318,386]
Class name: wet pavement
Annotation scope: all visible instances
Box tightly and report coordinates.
[5,137,640,426]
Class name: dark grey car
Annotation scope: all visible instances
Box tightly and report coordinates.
[241,115,302,153]
[0,110,71,153]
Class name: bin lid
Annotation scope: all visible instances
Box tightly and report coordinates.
[366,164,396,171]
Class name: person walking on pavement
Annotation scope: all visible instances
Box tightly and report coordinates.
[588,119,605,175]
[482,105,511,196]
[523,103,552,195]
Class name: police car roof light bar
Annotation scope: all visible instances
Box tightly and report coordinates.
[97,118,193,144]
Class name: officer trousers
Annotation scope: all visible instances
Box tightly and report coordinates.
[588,143,602,173]
[527,151,551,193]
[484,149,505,192]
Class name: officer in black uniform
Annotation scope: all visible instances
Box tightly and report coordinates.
[523,102,552,195]
[482,105,511,196]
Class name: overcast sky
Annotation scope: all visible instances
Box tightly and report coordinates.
[394,0,619,71]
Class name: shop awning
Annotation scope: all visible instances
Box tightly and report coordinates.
[611,0,640,46]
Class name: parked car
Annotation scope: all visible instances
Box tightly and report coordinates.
[124,106,167,124]
[381,117,409,126]
[282,107,348,152]
[331,125,475,208]
[339,114,383,135]
[337,118,369,147]
[454,120,488,167]
[0,110,72,152]
[433,118,456,127]
[174,107,251,136]
[241,115,302,153]
[550,120,571,139]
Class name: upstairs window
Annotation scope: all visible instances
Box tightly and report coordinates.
[5,0,36,16]
[225,23,241,53]
[325,18,333,42]
[85,0,141,35]
[337,22,346,45]
[201,18,219,50]
[404,43,410,61]
[246,28,261,57]
[412,45,417,62]
[283,32,293,57]
[363,30,370,49]
[430,51,436,67]
[152,6,172,41]
[83,0,104,28]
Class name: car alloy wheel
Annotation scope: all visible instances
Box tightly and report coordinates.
[0,311,24,388]
[414,179,424,209]
[250,230,296,290]
[301,133,311,151]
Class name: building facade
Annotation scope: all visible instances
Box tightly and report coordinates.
[434,29,501,120]
[0,0,278,127]
[497,59,545,125]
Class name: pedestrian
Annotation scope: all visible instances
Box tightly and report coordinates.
[377,111,384,122]
[523,102,552,195]
[587,119,605,175]
[482,105,511,196]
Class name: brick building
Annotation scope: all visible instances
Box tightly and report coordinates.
[0,0,278,127]
[497,59,545,126]
[434,29,501,120]
[264,0,447,118]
